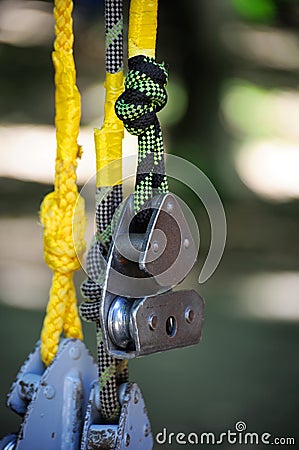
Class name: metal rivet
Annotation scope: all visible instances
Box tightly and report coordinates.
[148,314,158,331]
[69,345,81,360]
[43,384,55,400]
[185,307,195,324]
[125,433,130,447]
[152,241,159,253]
[183,238,190,249]
[166,202,174,213]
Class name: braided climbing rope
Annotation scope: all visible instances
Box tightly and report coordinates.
[124,0,169,217]
[39,0,86,366]
[115,55,169,221]
[80,0,127,423]
[80,0,168,423]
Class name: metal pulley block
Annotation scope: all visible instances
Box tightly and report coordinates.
[1,339,97,450]
[81,382,153,449]
[1,340,153,450]
[108,290,204,358]
[99,193,205,359]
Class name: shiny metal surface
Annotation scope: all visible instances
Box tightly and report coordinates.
[108,296,133,349]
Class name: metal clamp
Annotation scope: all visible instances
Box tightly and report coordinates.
[2,339,97,450]
[102,193,198,298]
[1,340,154,449]
[107,290,204,358]
[99,193,204,359]
[81,382,153,449]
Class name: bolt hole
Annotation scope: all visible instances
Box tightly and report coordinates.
[148,314,158,330]
[166,316,177,337]
[185,308,194,324]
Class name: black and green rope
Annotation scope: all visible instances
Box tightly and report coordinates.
[115,55,169,222]
[80,0,125,424]
[80,5,169,427]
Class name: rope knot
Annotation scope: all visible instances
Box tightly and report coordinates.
[115,55,168,136]
[40,189,86,274]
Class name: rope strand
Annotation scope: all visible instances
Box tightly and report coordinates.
[80,0,166,423]
[40,0,86,366]
[80,0,126,423]
[115,55,169,222]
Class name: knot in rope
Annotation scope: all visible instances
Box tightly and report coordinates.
[115,55,168,136]
[40,184,86,274]
[40,163,86,366]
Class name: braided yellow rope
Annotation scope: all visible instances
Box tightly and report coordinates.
[40,0,86,366]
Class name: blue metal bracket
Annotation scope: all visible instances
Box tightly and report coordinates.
[1,339,153,449]
[81,382,153,449]
[5,339,97,449]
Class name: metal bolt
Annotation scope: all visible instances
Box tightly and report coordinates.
[183,238,190,249]
[125,433,130,447]
[69,345,81,360]
[43,384,55,400]
[148,314,158,330]
[166,202,174,213]
[185,307,195,324]
[152,241,159,253]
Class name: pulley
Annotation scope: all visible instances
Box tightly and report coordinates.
[0,0,207,447]
[1,339,153,450]
[2,340,97,450]
[99,193,205,359]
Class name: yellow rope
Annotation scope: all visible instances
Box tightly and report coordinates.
[128,0,158,59]
[95,72,124,187]
[96,0,159,185]
[40,0,86,366]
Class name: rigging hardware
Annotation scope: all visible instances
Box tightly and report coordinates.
[99,193,204,359]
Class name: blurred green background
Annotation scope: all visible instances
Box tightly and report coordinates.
[0,0,299,448]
